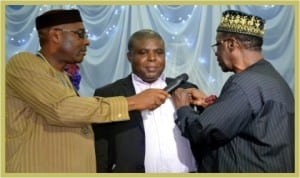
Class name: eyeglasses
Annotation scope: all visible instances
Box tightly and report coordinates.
[54,28,88,39]
[211,39,230,53]
[211,42,221,53]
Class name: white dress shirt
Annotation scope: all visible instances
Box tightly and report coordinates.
[132,73,197,173]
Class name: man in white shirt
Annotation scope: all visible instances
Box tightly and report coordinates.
[93,29,198,173]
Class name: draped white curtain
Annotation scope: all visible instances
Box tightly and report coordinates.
[5,5,294,97]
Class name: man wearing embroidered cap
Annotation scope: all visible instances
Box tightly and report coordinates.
[5,9,168,172]
[172,10,294,172]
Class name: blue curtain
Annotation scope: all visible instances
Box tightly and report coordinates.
[5,5,294,97]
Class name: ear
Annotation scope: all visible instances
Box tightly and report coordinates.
[127,51,132,63]
[49,29,61,43]
[227,39,236,52]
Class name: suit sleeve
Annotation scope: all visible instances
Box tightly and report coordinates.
[175,81,252,146]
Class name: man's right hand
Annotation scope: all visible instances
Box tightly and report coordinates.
[185,88,217,107]
[127,88,169,111]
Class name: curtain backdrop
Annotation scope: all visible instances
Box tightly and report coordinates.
[5,5,294,97]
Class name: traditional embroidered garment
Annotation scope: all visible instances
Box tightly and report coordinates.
[6,52,130,172]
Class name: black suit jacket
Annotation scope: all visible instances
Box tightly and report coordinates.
[92,74,199,172]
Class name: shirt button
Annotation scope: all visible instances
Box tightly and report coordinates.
[118,113,122,118]
[81,126,90,135]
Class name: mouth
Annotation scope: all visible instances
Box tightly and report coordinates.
[80,50,86,56]
[146,66,158,72]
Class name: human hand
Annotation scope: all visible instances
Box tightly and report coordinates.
[172,88,216,108]
[187,88,217,107]
[204,95,217,105]
[127,88,169,111]
[171,88,195,109]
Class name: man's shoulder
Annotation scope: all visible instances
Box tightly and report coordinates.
[94,76,131,96]
[8,52,38,62]
[181,81,198,89]
[166,77,198,89]
[7,52,42,69]
[97,77,129,89]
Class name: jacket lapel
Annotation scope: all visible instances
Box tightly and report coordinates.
[122,74,145,134]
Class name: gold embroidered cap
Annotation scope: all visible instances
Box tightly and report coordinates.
[217,10,265,38]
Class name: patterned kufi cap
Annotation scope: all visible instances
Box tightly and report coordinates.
[217,10,265,38]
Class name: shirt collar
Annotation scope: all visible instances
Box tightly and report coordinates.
[131,73,166,86]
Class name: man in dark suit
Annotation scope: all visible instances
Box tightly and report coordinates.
[93,29,199,173]
[172,10,294,172]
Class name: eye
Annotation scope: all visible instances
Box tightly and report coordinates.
[137,49,147,55]
[156,49,165,54]
[211,42,221,53]
[75,31,87,39]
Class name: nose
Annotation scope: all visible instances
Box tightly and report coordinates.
[84,37,90,46]
[148,51,156,61]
